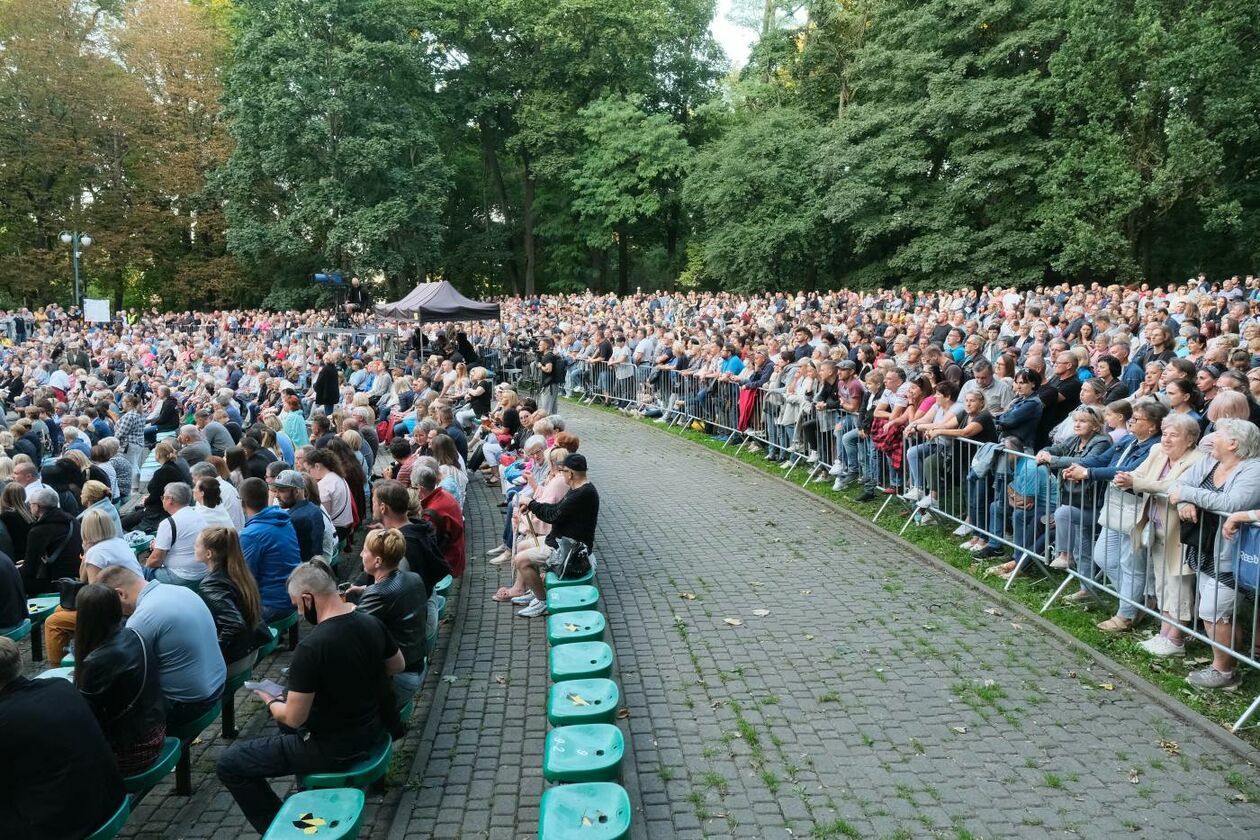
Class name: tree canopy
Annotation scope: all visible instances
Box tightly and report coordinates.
[1,0,1258,309]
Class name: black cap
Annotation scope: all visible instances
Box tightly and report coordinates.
[563,453,588,473]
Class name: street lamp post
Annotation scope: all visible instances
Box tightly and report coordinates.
[58,230,92,311]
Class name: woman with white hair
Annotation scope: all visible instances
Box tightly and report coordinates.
[1168,417,1260,689]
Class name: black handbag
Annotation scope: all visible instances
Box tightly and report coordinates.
[546,536,592,580]
[55,577,88,611]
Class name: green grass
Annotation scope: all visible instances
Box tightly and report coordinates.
[584,399,1260,746]
[812,818,862,839]
[1044,772,1064,789]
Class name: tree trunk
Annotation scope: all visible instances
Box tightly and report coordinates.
[480,119,521,294]
[616,225,629,296]
[596,248,609,292]
[665,202,680,291]
[522,152,536,297]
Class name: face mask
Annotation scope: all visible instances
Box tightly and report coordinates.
[302,594,319,626]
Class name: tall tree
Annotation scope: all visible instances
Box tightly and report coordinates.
[218,0,450,297]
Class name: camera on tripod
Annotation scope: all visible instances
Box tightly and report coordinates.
[313,272,351,328]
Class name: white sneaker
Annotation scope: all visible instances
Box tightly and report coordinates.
[952,524,972,537]
[960,539,980,551]
[904,487,924,501]
[517,598,548,617]
[510,593,535,605]
[486,544,507,557]
[831,478,846,492]
[779,460,793,469]
[1049,555,1071,570]
[654,417,667,424]
[915,513,936,526]
[807,450,819,463]
[746,443,762,453]
[1141,635,1185,657]
[967,542,987,553]
[487,552,509,565]
[828,462,845,476]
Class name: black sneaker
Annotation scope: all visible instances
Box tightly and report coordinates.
[974,546,1005,559]
[856,488,876,502]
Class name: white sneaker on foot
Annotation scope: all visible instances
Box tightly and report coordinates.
[510,593,535,605]
[904,487,924,501]
[517,598,548,617]
[486,544,507,557]
[1141,635,1185,657]
[1049,555,1071,570]
[828,462,845,476]
[952,524,972,537]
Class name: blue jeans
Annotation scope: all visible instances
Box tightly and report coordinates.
[217,724,382,834]
[1093,529,1146,618]
[906,441,936,490]
[262,605,296,624]
[393,669,423,708]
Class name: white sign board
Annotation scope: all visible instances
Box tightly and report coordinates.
[83,298,111,323]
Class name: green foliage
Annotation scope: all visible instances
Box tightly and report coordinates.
[218,0,451,287]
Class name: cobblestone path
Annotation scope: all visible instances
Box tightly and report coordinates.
[393,401,1260,840]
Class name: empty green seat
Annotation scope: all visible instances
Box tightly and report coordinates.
[546,611,605,646]
[222,666,253,739]
[538,782,631,840]
[268,610,300,651]
[434,575,452,596]
[547,678,620,726]
[85,795,131,840]
[298,736,392,790]
[543,724,624,783]
[60,652,75,667]
[263,788,365,840]
[25,596,59,661]
[1,619,31,642]
[400,699,415,725]
[435,594,447,620]
[169,701,221,796]
[545,567,595,590]
[549,641,613,682]
[124,737,181,794]
[547,585,599,614]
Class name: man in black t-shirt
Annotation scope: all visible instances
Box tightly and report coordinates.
[1035,351,1083,448]
[217,561,404,834]
[537,337,561,415]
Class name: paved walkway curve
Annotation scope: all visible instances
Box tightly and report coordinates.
[394,402,1260,840]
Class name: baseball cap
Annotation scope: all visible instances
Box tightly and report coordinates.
[269,469,306,490]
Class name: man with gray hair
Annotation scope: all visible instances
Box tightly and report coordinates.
[216,559,403,833]
[195,407,234,457]
[0,636,128,840]
[145,482,209,586]
[414,463,465,577]
[22,486,81,595]
[177,424,211,466]
[191,460,244,529]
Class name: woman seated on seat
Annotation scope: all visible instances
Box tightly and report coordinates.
[0,481,34,561]
[79,479,123,538]
[74,582,166,775]
[493,446,569,602]
[429,434,467,505]
[346,528,427,708]
[196,526,270,678]
[195,477,237,530]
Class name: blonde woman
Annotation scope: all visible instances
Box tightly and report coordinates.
[493,447,570,602]
[1037,406,1111,591]
[79,479,123,537]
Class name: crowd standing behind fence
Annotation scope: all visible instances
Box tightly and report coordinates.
[6,279,1260,722]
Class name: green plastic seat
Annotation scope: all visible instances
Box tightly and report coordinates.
[61,652,75,667]
[222,666,253,739]
[170,701,221,796]
[435,594,447,620]
[434,575,452,596]
[268,610,300,651]
[545,567,595,590]
[298,736,393,790]
[1,618,31,641]
[546,585,599,614]
[124,737,181,794]
[549,641,613,682]
[258,626,281,658]
[538,782,631,840]
[35,666,74,681]
[263,788,365,840]
[543,724,625,783]
[546,611,605,646]
[547,678,620,726]
[85,795,131,840]
[400,699,415,725]
[27,595,59,623]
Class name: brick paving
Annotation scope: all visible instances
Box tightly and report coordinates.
[21,400,1260,838]
[392,401,1260,840]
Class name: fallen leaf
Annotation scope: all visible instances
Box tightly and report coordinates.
[950,726,967,734]
[1128,768,1141,784]
[921,623,939,631]
[1233,792,1250,804]
[710,700,723,709]
[983,607,1003,617]
[1067,671,1078,679]
[799,589,813,596]
[723,617,744,627]
[1158,739,1180,756]
[1097,683,1115,691]
[442,675,458,684]
[564,623,580,632]
[494,674,508,686]
[752,609,771,617]
[1010,622,1023,631]
[679,592,697,601]
[804,634,816,641]
[616,707,630,719]
[567,693,590,707]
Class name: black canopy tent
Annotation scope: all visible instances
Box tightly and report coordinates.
[374,280,501,323]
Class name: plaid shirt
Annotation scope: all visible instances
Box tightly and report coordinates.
[116,410,144,449]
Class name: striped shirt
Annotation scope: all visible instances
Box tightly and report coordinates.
[116,410,144,448]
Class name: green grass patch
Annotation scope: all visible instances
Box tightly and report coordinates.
[812,818,862,839]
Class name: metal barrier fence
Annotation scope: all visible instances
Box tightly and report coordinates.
[566,359,1260,731]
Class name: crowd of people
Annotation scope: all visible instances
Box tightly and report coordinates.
[0,305,605,838]
[1,274,1259,833]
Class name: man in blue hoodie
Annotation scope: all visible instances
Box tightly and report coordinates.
[268,470,325,563]
[237,478,301,621]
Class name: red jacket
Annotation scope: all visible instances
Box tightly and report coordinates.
[422,488,466,577]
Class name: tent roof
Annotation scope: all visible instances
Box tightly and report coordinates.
[374,281,501,322]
